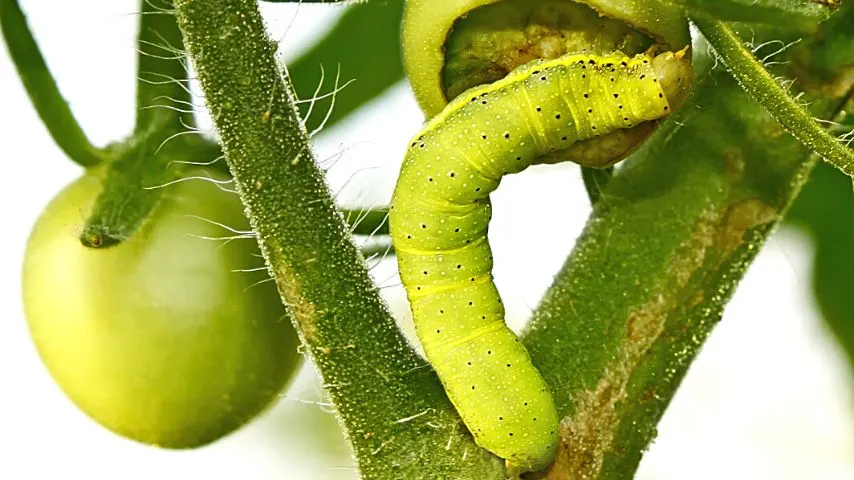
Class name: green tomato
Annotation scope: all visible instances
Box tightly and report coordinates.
[22,169,302,448]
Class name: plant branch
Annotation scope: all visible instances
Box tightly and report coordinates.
[136,0,194,132]
[662,0,838,29]
[0,0,107,168]
[80,0,209,247]
[288,0,403,133]
[580,166,614,205]
[173,1,502,477]
[522,28,854,479]
[693,16,854,178]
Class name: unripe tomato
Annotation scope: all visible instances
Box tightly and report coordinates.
[22,169,302,448]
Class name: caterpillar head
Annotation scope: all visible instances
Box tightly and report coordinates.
[654,49,694,112]
[403,0,693,167]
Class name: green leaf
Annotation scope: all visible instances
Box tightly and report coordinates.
[788,161,854,367]
[342,207,389,235]
[581,166,614,205]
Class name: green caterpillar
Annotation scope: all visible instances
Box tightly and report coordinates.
[389,50,691,472]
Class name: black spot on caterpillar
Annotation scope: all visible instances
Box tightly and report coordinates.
[389,50,691,472]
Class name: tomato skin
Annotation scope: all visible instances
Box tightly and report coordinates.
[23,170,302,448]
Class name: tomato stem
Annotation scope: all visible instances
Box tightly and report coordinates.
[693,15,854,179]
[173,0,503,477]
[80,131,221,248]
[80,0,221,248]
[0,0,108,168]
[522,18,854,478]
[581,166,614,205]
[135,0,195,133]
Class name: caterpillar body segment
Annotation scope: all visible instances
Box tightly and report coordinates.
[389,50,690,472]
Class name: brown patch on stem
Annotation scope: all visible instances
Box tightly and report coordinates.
[724,149,745,183]
[716,199,779,257]
[275,260,319,344]
[537,197,777,479]
[812,0,840,8]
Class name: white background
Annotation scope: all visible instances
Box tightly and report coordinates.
[1,2,853,479]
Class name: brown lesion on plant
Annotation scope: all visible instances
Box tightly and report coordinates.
[716,199,779,257]
[724,149,746,183]
[533,196,778,480]
[812,0,840,8]
[273,256,319,345]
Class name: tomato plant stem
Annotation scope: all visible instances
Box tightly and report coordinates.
[522,16,854,479]
[693,15,854,178]
[0,0,107,168]
[581,166,614,205]
[135,0,194,133]
[80,0,219,248]
[173,0,503,477]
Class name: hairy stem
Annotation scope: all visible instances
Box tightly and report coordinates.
[80,0,206,247]
[173,1,502,477]
[693,16,854,177]
[136,0,194,132]
[523,28,854,479]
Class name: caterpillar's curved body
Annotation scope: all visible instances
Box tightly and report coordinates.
[389,50,691,472]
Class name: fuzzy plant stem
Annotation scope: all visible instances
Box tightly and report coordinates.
[693,16,854,178]
[79,0,200,248]
[173,1,503,478]
[135,0,195,132]
[522,33,854,479]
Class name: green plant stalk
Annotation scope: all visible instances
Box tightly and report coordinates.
[288,0,404,133]
[80,131,208,248]
[522,40,853,480]
[81,0,210,248]
[662,0,837,28]
[136,0,194,132]
[581,167,614,205]
[173,1,503,478]
[0,0,107,167]
[693,16,854,178]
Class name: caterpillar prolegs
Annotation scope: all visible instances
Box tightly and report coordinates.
[389,50,692,472]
